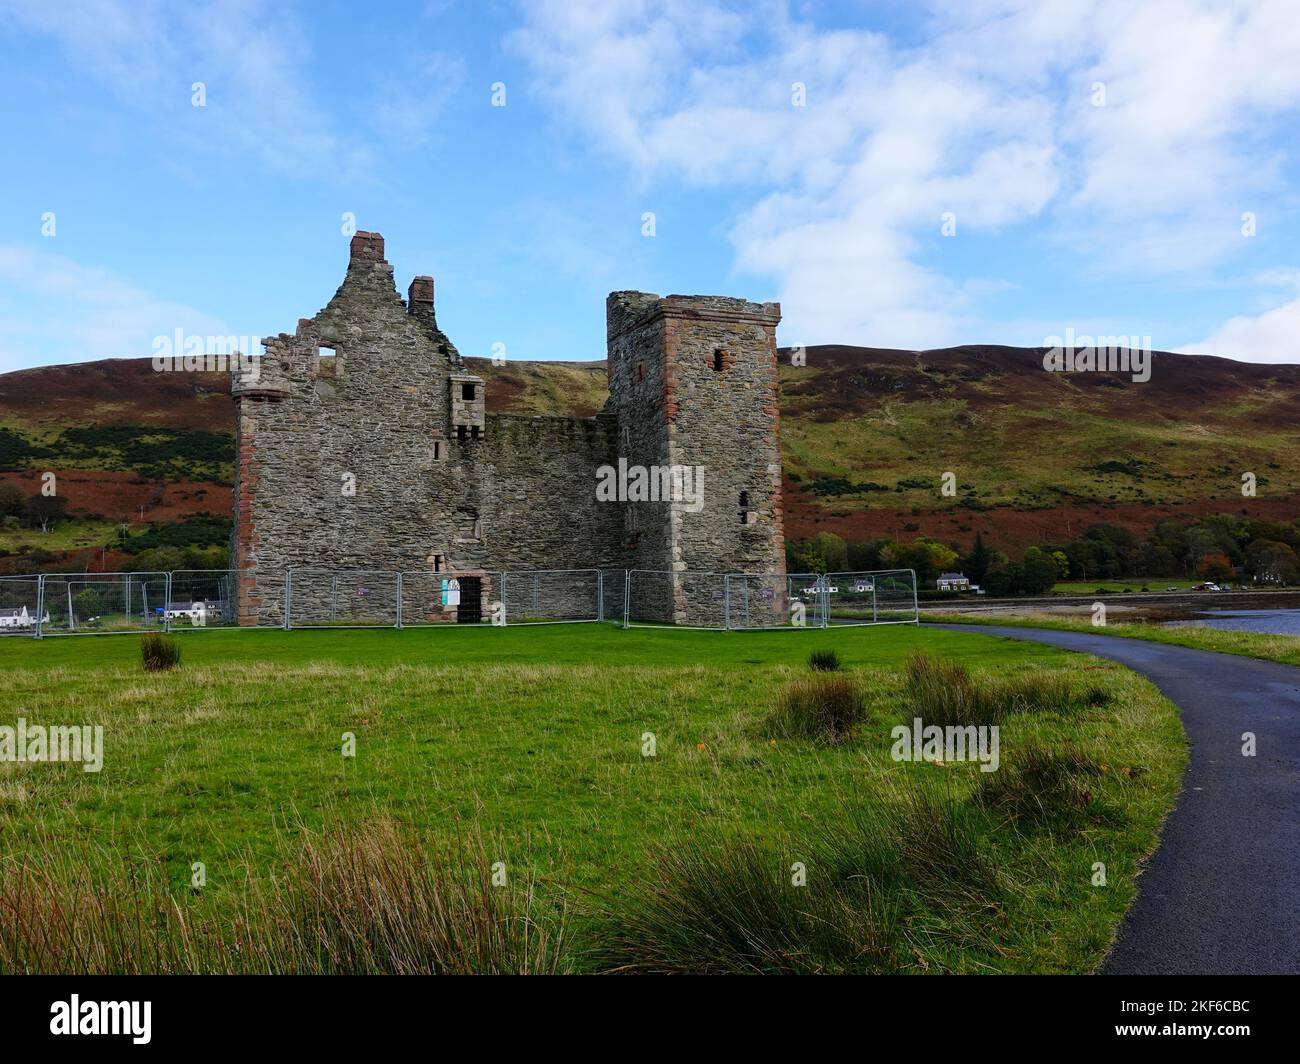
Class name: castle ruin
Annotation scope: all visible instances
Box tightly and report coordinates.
[230,232,786,625]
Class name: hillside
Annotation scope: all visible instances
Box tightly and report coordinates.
[1,346,1298,571]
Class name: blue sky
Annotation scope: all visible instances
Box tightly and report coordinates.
[1,0,1299,373]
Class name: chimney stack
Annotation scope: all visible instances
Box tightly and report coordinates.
[349,230,385,265]
[408,275,434,318]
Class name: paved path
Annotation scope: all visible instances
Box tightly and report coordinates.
[931,624,1300,974]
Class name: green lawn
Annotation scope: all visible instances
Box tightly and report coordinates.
[0,518,121,554]
[0,623,1185,973]
[1051,579,1198,595]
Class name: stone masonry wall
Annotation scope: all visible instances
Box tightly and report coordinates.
[231,234,786,627]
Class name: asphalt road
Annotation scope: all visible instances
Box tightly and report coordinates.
[931,623,1300,975]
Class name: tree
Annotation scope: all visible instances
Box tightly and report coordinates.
[885,538,959,587]
[983,547,1058,596]
[24,493,68,533]
[1020,547,1060,595]
[72,587,102,618]
[964,531,992,585]
[0,483,25,518]
[786,532,847,574]
[809,532,848,573]
[1198,552,1235,583]
[846,539,883,572]
[1245,539,1299,586]
[1185,527,1220,576]
[125,546,186,574]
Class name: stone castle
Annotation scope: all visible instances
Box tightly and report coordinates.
[230,232,786,625]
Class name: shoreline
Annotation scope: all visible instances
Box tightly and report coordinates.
[918,589,1300,625]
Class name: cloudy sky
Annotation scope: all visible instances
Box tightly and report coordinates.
[1,0,1298,372]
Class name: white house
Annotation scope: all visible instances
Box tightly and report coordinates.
[0,605,48,628]
[0,605,33,628]
[163,600,224,625]
[936,572,971,592]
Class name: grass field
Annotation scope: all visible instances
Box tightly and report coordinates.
[1051,580,1199,595]
[0,623,1185,973]
[931,612,1300,669]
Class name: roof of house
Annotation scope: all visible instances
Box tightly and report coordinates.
[0,606,29,616]
[938,572,968,580]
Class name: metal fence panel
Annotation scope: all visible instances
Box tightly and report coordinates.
[287,569,400,628]
[600,568,626,625]
[626,569,728,628]
[398,571,499,626]
[823,569,919,626]
[164,570,242,629]
[0,575,43,637]
[37,572,170,636]
[501,569,601,625]
[725,572,825,629]
[0,565,920,639]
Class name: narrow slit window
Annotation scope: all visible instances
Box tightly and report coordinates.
[433,554,445,573]
[457,425,468,441]
[713,348,726,372]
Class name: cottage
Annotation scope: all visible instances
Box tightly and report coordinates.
[0,606,33,629]
[936,572,971,592]
[163,600,225,625]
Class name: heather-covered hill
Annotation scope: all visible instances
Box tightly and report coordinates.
[1,345,1297,570]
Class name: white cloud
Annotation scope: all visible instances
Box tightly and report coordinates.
[1182,289,1300,363]
[0,0,372,176]
[508,0,1300,355]
[0,246,233,372]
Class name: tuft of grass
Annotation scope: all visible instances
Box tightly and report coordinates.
[904,652,994,725]
[0,819,567,975]
[808,648,842,672]
[0,848,202,974]
[996,671,1077,715]
[904,652,1094,725]
[140,633,181,672]
[594,785,1002,974]
[247,817,566,975]
[765,673,864,743]
[975,740,1107,828]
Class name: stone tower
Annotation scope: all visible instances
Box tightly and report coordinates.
[606,292,786,623]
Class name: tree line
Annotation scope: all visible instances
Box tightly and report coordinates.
[787,513,1300,594]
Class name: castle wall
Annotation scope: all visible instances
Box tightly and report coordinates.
[231,233,785,627]
[476,412,623,572]
[231,233,480,623]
